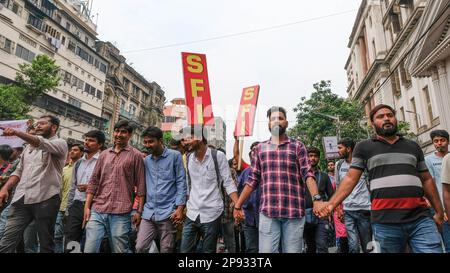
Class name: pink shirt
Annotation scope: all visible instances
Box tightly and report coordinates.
[88,145,146,214]
[331,177,347,238]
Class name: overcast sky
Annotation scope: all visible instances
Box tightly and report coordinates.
[92,0,361,161]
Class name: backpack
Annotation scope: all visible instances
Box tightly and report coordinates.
[186,149,225,200]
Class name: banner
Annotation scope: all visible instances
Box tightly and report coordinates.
[234,85,260,137]
[182,52,214,125]
[323,136,340,160]
[0,120,28,148]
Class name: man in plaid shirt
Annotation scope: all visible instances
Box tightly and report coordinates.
[234,106,323,253]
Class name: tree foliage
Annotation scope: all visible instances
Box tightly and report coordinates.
[289,80,369,166]
[0,55,60,120]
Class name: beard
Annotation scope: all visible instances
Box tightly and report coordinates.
[269,125,287,136]
[375,122,398,137]
[36,128,52,138]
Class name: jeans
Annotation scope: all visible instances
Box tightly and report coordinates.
[258,213,305,253]
[344,210,373,253]
[54,211,65,253]
[64,200,85,252]
[372,216,443,253]
[180,215,221,253]
[442,221,450,253]
[135,217,176,253]
[244,224,259,253]
[304,219,330,253]
[23,221,39,253]
[222,221,236,253]
[0,195,60,253]
[336,237,349,253]
[83,209,132,253]
[0,204,11,239]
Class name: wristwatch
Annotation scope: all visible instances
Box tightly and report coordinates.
[234,206,242,211]
[312,194,323,202]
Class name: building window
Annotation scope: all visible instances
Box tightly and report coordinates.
[100,63,107,73]
[392,70,402,97]
[400,106,405,122]
[68,40,76,52]
[0,35,14,53]
[423,86,434,124]
[410,97,419,130]
[399,60,412,88]
[66,22,71,31]
[68,97,82,108]
[27,13,43,30]
[12,2,22,16]
[15,44,35,62]
[96,90,103,100]
[129,104,137,116]
[391,8,402,34]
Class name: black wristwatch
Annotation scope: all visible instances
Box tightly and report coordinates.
[312,194,323,202]
[234,206,242,211]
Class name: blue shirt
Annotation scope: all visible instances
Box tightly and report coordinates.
[238,167,261,227]
[425,153,446,203]
[142,148,187,221]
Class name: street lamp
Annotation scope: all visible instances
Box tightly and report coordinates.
[312,112,341,139]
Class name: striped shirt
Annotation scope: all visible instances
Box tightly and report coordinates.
[246,137,315,219]
[350,135,431,224]
[87,145,146,214]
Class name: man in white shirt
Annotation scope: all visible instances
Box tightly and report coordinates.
[64,130,105,252]
[180,126,238,253]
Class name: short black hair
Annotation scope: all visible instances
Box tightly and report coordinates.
[430,130,449,141]
[0,145,13,161]
[250,141,260,150]
[307,147,320,156]
[84,130,106,146]
[338,138,355,150]
[169,138,182,147]
[183,125,208,144]
[267,106,287,119]
[70,144,84,153]
[142,126,163,140]
[114,120,134,134]
[40,115,60,130]
[369,104,396,122]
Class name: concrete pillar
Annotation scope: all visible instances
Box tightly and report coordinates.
[431,61,450,131]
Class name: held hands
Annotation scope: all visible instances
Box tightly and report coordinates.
[77,185,88,192]
[170,207,185,227]
[233,207,245,225]
[132,212,142,228]
[314,201,335,219]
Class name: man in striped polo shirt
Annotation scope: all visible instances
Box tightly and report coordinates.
[317,104,445,253]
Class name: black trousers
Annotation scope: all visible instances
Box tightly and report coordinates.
[64,200,84,252]
[0,195,60,253]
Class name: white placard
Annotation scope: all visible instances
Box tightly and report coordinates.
[0,120,28,148]
[323,136,339,159]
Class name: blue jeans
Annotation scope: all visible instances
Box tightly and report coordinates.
[83,209,131,253]
[0,204,11,239]
[442,221,450,253]
[54,211,64,253]
[372,216,443,253]
[244,224,259,253]
[222,221,236,253]
[180,215,221,253]
[344,210,373,253]
[304,219,330,253]
[258,213,305,253]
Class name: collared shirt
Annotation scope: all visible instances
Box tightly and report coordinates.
[350,135,430,224]
[67,153,100,209]
[238,167,261,227]
[142,148,187,221]
[60,163,74,212]
[186,148,237,224]
[87,145,146,214]
[246,137,315,219]
[11,136,68,204]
